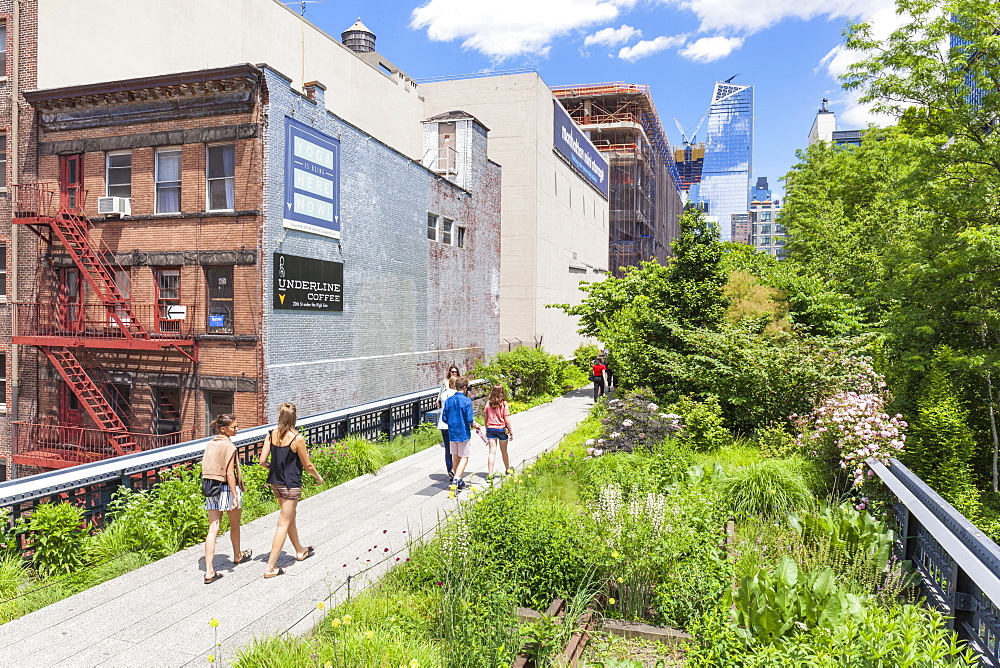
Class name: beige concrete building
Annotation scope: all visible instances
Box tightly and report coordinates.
[422,73,610,357]
[37,0,425,160]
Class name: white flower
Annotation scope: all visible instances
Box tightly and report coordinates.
[622,419,634,428]
[585,439,596,446]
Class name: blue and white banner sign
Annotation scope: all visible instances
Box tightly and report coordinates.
[552,100,608,198]
[283,117,341,239]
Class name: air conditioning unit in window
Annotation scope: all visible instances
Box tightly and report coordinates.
[97,196,131,217]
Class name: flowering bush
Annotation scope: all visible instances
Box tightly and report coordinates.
[586,390,681,457]
[793,374,906,490]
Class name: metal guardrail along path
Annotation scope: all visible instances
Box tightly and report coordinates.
[870,457,1000,666]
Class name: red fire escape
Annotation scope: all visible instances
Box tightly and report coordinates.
[11,182,197,469]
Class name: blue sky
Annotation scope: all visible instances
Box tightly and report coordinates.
[290,0,901,196]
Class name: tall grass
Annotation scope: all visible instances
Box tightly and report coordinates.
[718,459,812,519]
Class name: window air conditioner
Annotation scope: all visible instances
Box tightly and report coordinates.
[97,196,131,217]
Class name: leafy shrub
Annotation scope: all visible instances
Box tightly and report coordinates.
[788,502,893,566]
[591,390,681,455]
[740,604,977,667]
[718,460,811,519]
[730,556,866,644]
[757,423,797,459]
[559,363,590,390]
[903,348,982,517]
[572,342,602,372]
[473,346,567,402]
[107,466,206,557]
[793,369,907,491]
[28,503,87,576]
[673,395,732,452]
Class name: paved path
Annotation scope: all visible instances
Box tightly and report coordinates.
[0,389,593,667]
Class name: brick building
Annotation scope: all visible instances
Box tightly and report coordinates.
[7,63,500,475]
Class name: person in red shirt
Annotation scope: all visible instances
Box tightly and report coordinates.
[591,358,607,401]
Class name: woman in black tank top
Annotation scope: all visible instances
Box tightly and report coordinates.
[259,402,323,578]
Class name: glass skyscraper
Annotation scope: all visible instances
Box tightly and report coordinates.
[696,81,753,242]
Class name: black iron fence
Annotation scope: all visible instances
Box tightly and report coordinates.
[871,458,1000,666]
[0,381,485,531]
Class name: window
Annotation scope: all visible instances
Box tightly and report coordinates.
[761,212,772,222]
[205,391,234,436]
[442,218,453,245]
[456,226,466,249]
[0,353,6,410]
[0,243,6,298]
[427,213,439,241]
[155,268,181,333]
[106,384,131,428]
[0,133,7,190]
[760,236,771,246]
[0,24,7,79]
[112,269,131,325]
[155,148,181,213]
[206,144,235,211]
[759,224,771,236]
[155,388,181,436]
[106,151,132,198]
[205,266,233,334]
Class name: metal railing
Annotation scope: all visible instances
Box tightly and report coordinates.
[14,302,195,341]
[13,422,195,469]
[871,458,1000,666]
[0,381,486,530]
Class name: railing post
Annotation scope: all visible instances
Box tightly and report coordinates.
[381,407,392,440]
[953,564,975,638]
[411,400,421,431]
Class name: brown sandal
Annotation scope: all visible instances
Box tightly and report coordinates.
[233,549,253,565]
[296,546,315,562]
[204,572,223,585]
[263,567,285,579]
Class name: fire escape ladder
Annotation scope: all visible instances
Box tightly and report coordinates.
[40,346,141,456]
[48,207,149,340]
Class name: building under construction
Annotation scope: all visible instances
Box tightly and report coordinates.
[551,83,683,275]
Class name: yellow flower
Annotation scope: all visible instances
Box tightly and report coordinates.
[207,655,215,663]
[617,577,624,583]
[342,614,353,625]
[316,602,326,611]
[449,484,457,491]
[208,618,219,628]
[331,618,342,628]
[390,617,397,623]
[448,491,456,500]
[397,600,404,606]
[365,631,374,640]
[410,660,421,668]
[611,551,620,559]
[608,597,616,605]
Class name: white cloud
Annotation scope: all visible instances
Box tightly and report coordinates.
[659,0,894,35]
[816,5,911,128]
[677,35,744,62]
[617,34,688,61]
[410,0,637,60]
[585,24,642,47]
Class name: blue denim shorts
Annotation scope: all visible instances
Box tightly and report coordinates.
[486,427,508,440]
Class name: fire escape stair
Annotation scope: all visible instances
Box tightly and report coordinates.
[47,209,148,339]
[39,346,141,456]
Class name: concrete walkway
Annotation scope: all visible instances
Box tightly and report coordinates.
[0,389,593,667]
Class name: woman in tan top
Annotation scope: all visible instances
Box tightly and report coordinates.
[201,414,251,584]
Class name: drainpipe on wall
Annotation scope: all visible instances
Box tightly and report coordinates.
[9,0,20,479]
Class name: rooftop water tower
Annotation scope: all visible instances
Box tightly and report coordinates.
[341,18,376,54]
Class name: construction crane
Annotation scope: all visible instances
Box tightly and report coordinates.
[673,110,708,145]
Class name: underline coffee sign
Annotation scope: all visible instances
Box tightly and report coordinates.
[283,117,341,239]
[273,253,343,312]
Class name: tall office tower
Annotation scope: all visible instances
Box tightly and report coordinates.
[553,83,684,276]
[696,81,753,242]
[950,32,986,109]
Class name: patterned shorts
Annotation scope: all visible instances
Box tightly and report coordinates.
[205,484,242,511]
[271,484,303,501]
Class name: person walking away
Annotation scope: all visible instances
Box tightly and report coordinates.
[483,385,513,477]
[201,414,250,584]
[437,373,459,478]
[591,358,607,401]
[443,377,480,489]
[259,402,323,578]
